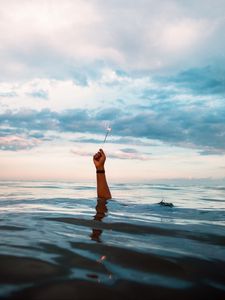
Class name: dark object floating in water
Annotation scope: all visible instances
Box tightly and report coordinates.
[158,200,174,207]
[86,273,99,279]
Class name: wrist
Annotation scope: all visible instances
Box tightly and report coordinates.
[96,167,105,173]
[96,166,104,171]
[96,169,105,174]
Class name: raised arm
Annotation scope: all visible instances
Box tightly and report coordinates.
[93,149,112,200]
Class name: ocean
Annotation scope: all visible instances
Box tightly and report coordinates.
[0,180,224,299]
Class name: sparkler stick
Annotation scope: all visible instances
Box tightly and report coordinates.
[102,126,111,146]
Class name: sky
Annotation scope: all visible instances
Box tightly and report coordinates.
[0,0,225,182]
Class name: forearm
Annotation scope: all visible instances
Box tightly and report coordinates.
[96,169,112,200]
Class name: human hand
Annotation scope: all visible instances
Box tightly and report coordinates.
[93,149,106,170]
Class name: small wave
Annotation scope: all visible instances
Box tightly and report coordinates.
[45,217,225,246]
[200,197,225,202]
[22,185,63,189]
[0,226,26,231]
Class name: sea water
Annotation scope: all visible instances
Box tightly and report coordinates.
[0,181,224,299]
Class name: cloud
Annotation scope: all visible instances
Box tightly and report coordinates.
[160,66,225,95]
[72,136,158,147]
[110,148,150,160]
[71,147,150,160]
[0,87,225,154]
[112,105,225,151]
[27,89,48,99]
[95,108,122,120]
[120,148,138,154]
[0,91,17,97]
[0,136,41,151]
[198,149,224,156]
[0,0,224,80]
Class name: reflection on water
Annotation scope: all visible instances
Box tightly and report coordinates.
[0,181,225,299]
[91,198,108,242]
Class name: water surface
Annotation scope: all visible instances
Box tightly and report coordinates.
[0,181,225,299]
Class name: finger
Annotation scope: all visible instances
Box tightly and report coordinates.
[99,149,105,156]
[93,154,99,160]
[94,152,101,160]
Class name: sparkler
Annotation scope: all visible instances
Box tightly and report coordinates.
[102,126,111,146]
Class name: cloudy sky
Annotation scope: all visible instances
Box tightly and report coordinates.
[0,0,225,182]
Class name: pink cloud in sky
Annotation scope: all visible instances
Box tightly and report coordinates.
[71,148,150,161]
[0,136,41,151]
